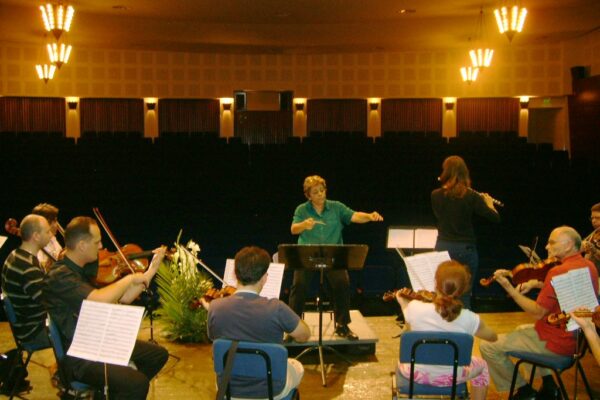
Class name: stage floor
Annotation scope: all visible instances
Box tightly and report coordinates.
[1,311,599,400]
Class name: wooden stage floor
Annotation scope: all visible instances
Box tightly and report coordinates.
[1,311,598,400]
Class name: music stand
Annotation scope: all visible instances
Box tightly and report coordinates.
[278,244,368,387]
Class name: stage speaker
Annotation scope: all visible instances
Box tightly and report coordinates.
[234,91,246,111]
[570,66,588,81]
[280,91,293,111]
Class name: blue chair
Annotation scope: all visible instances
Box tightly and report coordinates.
[395,331,473,399]
[506,336,593,400]
[46,316,93,399]
[212,339,299,400]
[1,294,50,399]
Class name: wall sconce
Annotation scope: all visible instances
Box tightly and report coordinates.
[295,103,304,111]
[519,96,530,109]
[67,101,77,110]
[146,102,156,111]
[222,103,232,111]
[369,102,379,111]
[445,102,455,111]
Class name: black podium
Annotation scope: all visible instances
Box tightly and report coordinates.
[278,244,368,387]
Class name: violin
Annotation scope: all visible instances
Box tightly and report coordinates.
[479,257,560,288]
[546,306,600,329]
[189,286,237,309]
[382,287,436,303]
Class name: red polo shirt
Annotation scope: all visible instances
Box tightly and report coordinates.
[535,253,598,355]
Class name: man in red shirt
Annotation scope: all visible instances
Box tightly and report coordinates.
[480,226,598,400]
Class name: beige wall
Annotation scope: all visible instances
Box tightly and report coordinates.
[2,40,595,99]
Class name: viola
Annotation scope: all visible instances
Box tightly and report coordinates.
[189,286,237,309]
[382,287,436,303]
[546,306,600,329]
[95,243,156,285]
[479,257,560,288]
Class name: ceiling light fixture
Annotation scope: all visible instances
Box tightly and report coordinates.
[40,3,74,41]
[47,42,72,68]
[494,3,527,43]
[469,8,494,69]
[35,64,56,83]
[460,66,479,84]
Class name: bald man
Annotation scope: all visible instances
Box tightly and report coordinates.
[480,226,598,399]
[1,214,53,347]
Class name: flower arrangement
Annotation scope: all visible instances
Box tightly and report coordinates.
[155,233,214,343]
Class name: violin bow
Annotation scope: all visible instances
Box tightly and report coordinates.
[92,207,135,274]
[179,246,226,286]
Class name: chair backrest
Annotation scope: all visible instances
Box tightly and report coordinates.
[46,317,66,362]
[1,294,21,342]
[213,339,288,399]
[400,331,473,367]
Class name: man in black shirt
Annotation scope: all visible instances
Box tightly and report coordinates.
[1,214,53,347]
[43,216,168,400]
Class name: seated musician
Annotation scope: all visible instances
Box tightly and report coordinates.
[43,216,168,400]
[1,215,53,348]
[480,226,599,400]
[395,260,497,400]
[31,203,63,270]
[582,202,600,274]
[203,246,310,400]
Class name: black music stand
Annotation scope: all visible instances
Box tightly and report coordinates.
[278,244,368,387]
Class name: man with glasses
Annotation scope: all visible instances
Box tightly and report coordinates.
[480,226,598,400]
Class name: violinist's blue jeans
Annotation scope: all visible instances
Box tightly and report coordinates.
[434,239,478,309]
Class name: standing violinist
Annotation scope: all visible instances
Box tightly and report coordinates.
[31,203,63,270]
[431,155,500,309]
[43,216,168,400]
[480,226,598,400]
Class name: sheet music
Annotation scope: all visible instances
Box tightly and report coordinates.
[67,300,144,366]
[551,268,599,331]
[414,229,438,249]
[386,228,415,249]
[0,236,7,250]
[223,259,286,300]
[403,251,450,291]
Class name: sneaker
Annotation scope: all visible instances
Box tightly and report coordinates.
[513,384,537,400]
[334,325,358,341]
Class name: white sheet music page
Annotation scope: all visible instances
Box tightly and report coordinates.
[0,236,7,250]
[551,267,599,331]
[67,300,144,366]
[414,229,438,249]
[403,251,450,291]
[222,259,286,300]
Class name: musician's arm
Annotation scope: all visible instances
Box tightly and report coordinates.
[496,275,548,319]
[351,211,383,223]
[475,318,497,342]
[87,273,139,303]
[118,248,165,304]
[571,310,600,366]
[289,319,311,343]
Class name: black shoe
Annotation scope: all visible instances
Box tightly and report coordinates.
[513,384,537,400]
[335,325,358,341]
[536,379,563,400]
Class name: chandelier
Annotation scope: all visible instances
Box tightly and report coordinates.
[35,64,56,83]
[469,9,494,69]
[494,4,527,42]
[460,66,479,84]
[40,3,75,41]
[47,42,72,68]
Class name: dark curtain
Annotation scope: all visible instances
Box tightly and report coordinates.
[307,99,367,133]
[0,97,65,133]
[381,98,442,133]
[234,111,293,144]
[457,98,519,133]
[80,98,144,133]
[158,99,220,135]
